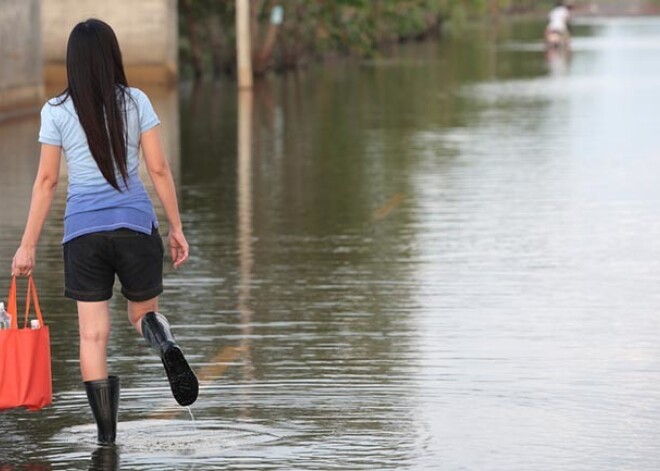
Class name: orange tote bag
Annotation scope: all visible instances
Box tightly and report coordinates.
[0,276,52,411]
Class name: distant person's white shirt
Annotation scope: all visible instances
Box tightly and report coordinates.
[548,6,570,33]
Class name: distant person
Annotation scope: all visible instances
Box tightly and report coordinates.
[12,19,198,445]
[545,0,574,49]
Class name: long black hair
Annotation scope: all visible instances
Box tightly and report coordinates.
[60,19,130,191]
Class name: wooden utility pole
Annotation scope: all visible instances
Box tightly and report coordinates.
[236,0,253,89]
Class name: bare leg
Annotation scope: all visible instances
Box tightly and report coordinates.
[77,301,111,382]
[127,296,159,335]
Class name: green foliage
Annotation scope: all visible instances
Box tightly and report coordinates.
[178,0,543,78]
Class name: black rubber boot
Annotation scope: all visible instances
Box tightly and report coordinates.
[141,312,199,406]
[84,376,120,445]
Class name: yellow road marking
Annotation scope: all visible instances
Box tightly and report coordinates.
[372,193,404,222]
[195,345,246,382]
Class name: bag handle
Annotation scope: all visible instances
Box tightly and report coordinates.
[24,276,45,329]
[6,276,45,330]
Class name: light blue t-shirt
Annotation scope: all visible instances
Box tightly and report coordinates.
[38,87,160,243]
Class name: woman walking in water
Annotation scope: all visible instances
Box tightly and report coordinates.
[12,19,198,445]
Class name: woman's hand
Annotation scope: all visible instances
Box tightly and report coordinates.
[12,246,36,277]
[168,229,189,269]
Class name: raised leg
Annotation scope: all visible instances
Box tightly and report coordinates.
[128,299,199,407]
[127,296,159,335]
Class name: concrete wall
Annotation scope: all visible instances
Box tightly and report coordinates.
[42,0,178,85]
[0,0,43,117]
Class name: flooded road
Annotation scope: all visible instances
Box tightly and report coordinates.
[3,16,660,470]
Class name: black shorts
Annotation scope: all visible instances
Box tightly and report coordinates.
[63,227,164,302]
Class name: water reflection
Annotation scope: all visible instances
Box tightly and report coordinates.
[545,48,572,76]
[237,89,255,389]
[87,446,119,471]
[0,113,40,228]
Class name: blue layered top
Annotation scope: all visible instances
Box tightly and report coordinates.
[38,87,160,243]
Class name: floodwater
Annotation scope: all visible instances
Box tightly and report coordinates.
[2,16,660,470]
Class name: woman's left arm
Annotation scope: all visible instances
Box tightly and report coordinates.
[12,144,62,277]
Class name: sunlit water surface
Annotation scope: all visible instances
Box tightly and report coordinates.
[3,16,660,471]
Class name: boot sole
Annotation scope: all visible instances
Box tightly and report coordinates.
[162,346,199,406]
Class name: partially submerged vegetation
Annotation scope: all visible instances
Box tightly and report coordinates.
[177,1,580,80]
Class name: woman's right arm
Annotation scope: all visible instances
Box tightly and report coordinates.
[140,126,189,269]
[12,144,62,276]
